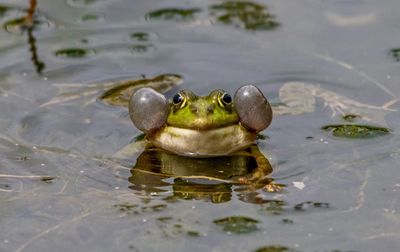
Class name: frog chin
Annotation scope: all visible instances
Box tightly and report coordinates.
[148,125,257,158]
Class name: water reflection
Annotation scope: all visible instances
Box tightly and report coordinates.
[27,26,45,74]
[1,2,46,74]
[128,145,276,204]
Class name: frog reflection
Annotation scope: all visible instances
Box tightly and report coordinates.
[128,145,276,204]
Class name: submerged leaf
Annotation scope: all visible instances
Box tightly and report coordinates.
[254,246,300,252]
[209,1,279,31]
[146,8,201,21]
[322,124,390,138]
[131,32,149,41]
[389,48,400,62]
[81,14,100,21]
[213,216,259,234]
[275,82,396,126]
[0,5,10,17]
[54,48,89,58]
[42,74,183,107]
[100,74,183,106]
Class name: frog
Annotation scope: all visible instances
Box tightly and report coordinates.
[128,85,273,157]
[124,85,278,194]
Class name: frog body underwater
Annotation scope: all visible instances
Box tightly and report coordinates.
[128,85,273,157]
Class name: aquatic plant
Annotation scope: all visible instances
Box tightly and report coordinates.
[213,216,260,234]
[322,124,390,138]
[146,8,201,21]
[209,1,279,31]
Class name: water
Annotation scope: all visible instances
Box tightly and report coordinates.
[1,0,400,251]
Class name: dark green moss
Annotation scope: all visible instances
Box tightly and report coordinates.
[280,218,294,224]
[254,246,300,252]
[81,14,99,21]
[0,5,9,17]
[146,8,201,21]
[322,124,390,138]
[187,230,200,237]
[3,17,41,29]
[99,74,183,107]
[173,224,182,228]
[142,204,167,212]
[3,17,25,29]
[157,216,173,222]
[214,216,259,234]
[113,203,139,212]
[54,48,88,58]
[131,44,149,53]
[389,48,400,62]
[294,201,330,211]
[209,1,279,31]
[260,200,286,215]
[40,176,55,182]
[131,32,149,41]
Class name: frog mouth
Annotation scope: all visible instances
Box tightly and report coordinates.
[167,118,238,130]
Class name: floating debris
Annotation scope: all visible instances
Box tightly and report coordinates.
[325,12,376,27]
[322,124,390,138]
[81,14,100,21]
[259,200,286,215]
[131,44,152,53]
[280,219,294,224]
[186,230,200,237]
[42,74,183,107]
[213,216,260,234]
[146,8,201,21]
[254,245,300,252]
[54,48,89,58]
[100,74,183,106]
[275,82,396,126]
[0,5,10,17]
[342,114,360,122]
[292,181,305,190]
[389,48,400,62]
[294,201,330,211]
[131,32,149,41]
[209,1,279,31]
[113,203,167,215]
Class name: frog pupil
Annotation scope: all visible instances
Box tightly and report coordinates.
[173,93,183,104]
[222,93,232,104]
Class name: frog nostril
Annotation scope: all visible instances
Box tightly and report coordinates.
[207,104,215,114]
[189,104,198,114]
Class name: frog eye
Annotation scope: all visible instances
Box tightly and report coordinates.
[172,92,186,107]
[221,93,232,105]
[217,91,232,107]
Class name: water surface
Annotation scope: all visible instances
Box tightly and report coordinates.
[1,0,400,251]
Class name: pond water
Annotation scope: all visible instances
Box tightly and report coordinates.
[1,0,400,251]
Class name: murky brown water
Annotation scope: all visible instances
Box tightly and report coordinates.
[1,0,400,251]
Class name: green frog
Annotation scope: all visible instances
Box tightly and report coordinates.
[128,85,273,157]
[125,85,277,194]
